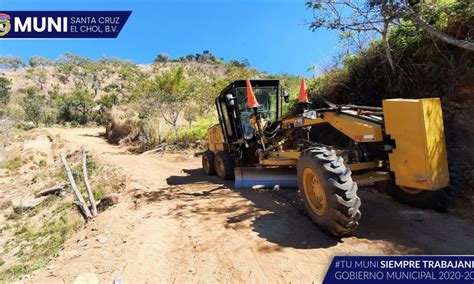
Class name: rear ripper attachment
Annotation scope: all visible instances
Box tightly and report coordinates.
[202,78,450,236]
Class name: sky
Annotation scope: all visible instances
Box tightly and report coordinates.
[0,0,341,75]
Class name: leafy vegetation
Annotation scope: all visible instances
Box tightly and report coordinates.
[0,50,300,151]
[0,145,126,281]
[0,2,471,281]
[0,76,11,115]
[305,1,473,105]
[0,217,80,281]
[0,56,25,70]
[307,0,474,71]
[305,0,473,191]
[0,155,27,173]
[20,88,46,127]
[153,50,237,65]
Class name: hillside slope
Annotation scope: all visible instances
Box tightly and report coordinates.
[306,4,474,195]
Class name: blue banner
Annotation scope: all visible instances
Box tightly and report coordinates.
[0,11,131,38]
[324,256,474,283]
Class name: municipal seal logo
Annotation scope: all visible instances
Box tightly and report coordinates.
[0,13,11,37]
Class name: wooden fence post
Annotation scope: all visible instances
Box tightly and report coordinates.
[82,147,98,216]
[60,153,93,219]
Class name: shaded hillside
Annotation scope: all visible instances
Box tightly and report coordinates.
[306,2,473,193]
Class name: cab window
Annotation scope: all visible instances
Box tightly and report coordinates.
[234,86,278,139]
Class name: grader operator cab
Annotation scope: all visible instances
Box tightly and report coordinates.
[202,79,449,236]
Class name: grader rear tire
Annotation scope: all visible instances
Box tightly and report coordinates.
[215,151,235,180]
[297,147,361,236]
[202,151,216,176]
[386,182,449,211]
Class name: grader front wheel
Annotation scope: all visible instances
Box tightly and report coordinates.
[215,151,235,180]
[297,147,361,236]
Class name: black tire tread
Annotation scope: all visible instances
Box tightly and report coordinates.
[386,182,449,211]
[297,147,361,236]
[215,151,235,180]
[202,151,216,176]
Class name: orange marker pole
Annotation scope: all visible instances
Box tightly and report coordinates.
[298,78,309,104]
[246,79,260,108]
[246,79,266,149]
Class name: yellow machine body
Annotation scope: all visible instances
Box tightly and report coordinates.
[281,112,384,143]
[204,79,451,236]
[207,97,450,192]
[383,98,449,190]
[207,124,226,153]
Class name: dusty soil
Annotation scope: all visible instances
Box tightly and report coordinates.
[25,127,474,283]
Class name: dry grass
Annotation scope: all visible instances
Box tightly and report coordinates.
[0,129,127,281]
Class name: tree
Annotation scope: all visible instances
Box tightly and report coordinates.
[55,53,91,88]
[154,53,170,64]
[130,76,162,146]
[56,53,111,96]
[118,61,146,93]
[29,56,52,68]
[98,57,123,70]
[26,56,52,90]
[229,60,248,68]
[59,89,95,125]
[0,56,25,70]
[21,88,46,127]
[0,77,11,109]
[181,73,214,126]
[0,116,15,148]
[84,61,110,97]
[42,87,61,126]
[306,0,474,72]
[195,51,215,63]
[401,0,474,51]
[55,58,75,83]
[26,67,48,90]
[55,53,87,83]
[224,63,259,81]
[155,67,189,138]
[96,93,118,125]
[306,0,400,71]
[241,59,251,67]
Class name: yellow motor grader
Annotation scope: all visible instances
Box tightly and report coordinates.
[202,79,449,236]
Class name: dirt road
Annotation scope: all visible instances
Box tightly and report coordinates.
[29,127,474,283]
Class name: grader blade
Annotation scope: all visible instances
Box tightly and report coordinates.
[234,167,297,189]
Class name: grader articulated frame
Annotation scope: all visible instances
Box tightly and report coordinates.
[202,79,449,236]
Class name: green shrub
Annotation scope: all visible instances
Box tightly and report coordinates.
[304,2,473,191]
[57,89,95,125]
[307,1,473,107]
[93,186,106,201]
[20,87,46,127]
[0,218,80,281]
[0,77,11,113]
[96,94,119,125]
[178,115,216,142]
[1,156,25,172]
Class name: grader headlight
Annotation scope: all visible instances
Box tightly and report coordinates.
[303,110,317,120]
